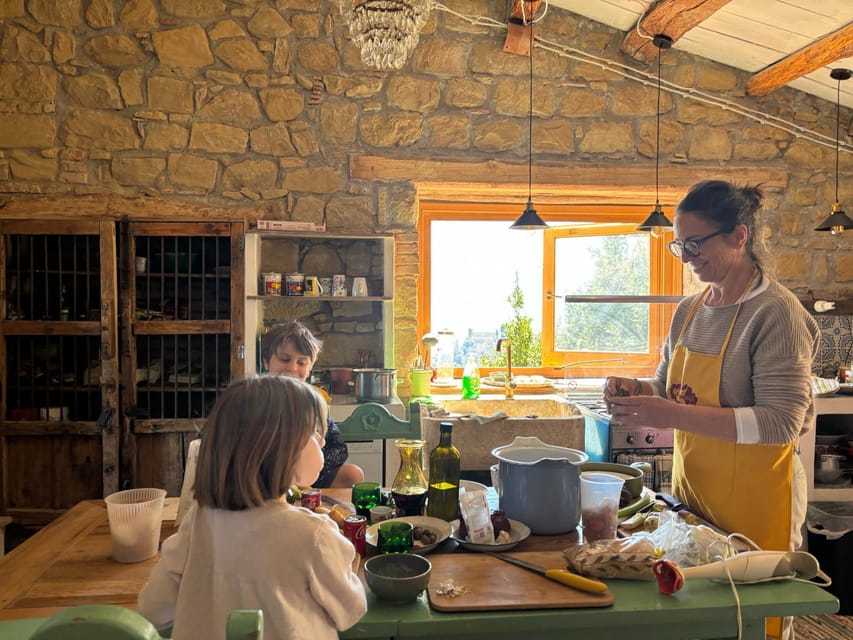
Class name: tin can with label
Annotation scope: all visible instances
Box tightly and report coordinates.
[300,488,322,511]
[343,514,367,556]
[261,272,282,296]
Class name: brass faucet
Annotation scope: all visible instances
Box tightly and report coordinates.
[495,338,516,399]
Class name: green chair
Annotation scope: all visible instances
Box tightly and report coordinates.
[27,605,262,640]
[337,401,422,442]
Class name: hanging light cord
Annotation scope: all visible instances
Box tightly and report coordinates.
[654,42,662,208]
[835,76,841,204]
[527,5,534,203]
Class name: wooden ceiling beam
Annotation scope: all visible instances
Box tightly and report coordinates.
[746,22,853,96]
[621,0,732,63]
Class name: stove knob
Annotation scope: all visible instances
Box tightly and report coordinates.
[645,433,655,445]
[626,434,636,445]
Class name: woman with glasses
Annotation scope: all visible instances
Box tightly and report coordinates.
[604,180,818,640]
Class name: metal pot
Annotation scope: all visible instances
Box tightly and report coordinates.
[353,368,398,404]
[491,436,589,535]
[816,454,844,484]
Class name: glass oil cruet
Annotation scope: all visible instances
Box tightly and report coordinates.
[391,439,428,517]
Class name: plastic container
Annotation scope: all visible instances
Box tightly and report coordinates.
[461,356,480,399]
[580,472,625,543]
[105,488,167,563]
[807,501,853,614]
[434,330,455,384]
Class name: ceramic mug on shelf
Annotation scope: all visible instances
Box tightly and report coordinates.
[332,274,347,297]
[285,273,305,296]
[352,277,368,297]
[304,276,323,297]
[318,277,333,297]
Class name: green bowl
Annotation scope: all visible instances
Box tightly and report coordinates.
[580,461,649,498]
[364,553,431,602]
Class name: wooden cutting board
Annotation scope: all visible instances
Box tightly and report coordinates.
[427,551,613,611]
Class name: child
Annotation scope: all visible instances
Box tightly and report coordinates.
[261,320,365,488]
[138,376,367,640]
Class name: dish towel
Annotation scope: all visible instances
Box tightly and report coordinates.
[459,411,508,424]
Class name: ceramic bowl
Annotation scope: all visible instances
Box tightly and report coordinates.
[364,553,432,602]
[580,461,648,498]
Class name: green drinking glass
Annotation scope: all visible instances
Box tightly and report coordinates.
[351,481,381,518]
[377,521,414,554]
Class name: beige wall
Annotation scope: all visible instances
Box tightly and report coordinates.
[0,0,850,372]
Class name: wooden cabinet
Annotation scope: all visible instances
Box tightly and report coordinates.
[243,231,394,377]
[0,220,244,524]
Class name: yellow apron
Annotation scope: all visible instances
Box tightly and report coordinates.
[668,277,792,640]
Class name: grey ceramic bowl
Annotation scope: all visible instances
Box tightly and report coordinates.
[580,461,649,498]
[364,553,431,602]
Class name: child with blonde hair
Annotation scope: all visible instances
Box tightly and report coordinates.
[138,375,367,640]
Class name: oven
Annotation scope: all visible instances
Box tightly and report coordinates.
[575,400,674,492]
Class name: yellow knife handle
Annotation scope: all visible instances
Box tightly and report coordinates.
[544,569,609,593]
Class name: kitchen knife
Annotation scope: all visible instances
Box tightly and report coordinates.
[486,553,608,593]
[656,492,686,511]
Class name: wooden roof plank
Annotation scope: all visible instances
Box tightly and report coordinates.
[746,21,853,96]
[620,0,733,63]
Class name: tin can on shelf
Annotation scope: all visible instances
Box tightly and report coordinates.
[343,514,367,556]
[300,488,322,511]
[261,272,282,296]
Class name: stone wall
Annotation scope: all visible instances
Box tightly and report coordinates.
[0,0,851,373]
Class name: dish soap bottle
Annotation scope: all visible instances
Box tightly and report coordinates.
[462,355,480,399]
[426,422,461,521]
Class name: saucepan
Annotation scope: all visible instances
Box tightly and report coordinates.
[815,453,844,484]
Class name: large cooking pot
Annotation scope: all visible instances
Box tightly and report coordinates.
[353,368,398,404]
[491,436,589,535]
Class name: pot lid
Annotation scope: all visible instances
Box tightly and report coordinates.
[491,435,588,466]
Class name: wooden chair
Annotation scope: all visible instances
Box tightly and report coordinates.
[337,401,422,442]
[27,605,262,640]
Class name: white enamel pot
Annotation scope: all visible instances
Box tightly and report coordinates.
[491,436,589,535]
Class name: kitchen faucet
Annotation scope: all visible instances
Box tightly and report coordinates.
[495,338,516,399]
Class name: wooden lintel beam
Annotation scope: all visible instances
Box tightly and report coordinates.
[747,22,853,96]
[349,155,788,202]
[621,0,732,63]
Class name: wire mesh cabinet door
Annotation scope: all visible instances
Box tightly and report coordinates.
[121,221,244,494]
[0,219,120,524]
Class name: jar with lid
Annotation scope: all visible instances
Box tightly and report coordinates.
[434,329,455,384]
[391,439,428,517]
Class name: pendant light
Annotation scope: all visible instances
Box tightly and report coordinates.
[815,68,853,234]
[637,35,673,237]
[510,3,547,230]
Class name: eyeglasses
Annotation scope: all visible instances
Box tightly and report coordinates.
[667,228,732,258]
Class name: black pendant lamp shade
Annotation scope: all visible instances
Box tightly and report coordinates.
[637,34,673,236]
[510,4,547,230]
[815,68,853,234]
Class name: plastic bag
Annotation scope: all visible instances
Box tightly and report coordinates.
[639,510,736,567]
[564,536,659,580]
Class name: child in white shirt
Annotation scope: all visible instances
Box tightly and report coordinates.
[138,375,367,640]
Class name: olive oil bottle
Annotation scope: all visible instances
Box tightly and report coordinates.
[426,421,461,521]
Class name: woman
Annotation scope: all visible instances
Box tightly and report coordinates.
[604,181,818,639]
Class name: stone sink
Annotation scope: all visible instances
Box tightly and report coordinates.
[420,395,584,472]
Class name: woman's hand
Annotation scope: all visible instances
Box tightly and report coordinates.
[607,393,674,427]
[603,376,642,406]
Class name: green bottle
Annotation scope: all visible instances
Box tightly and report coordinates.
[461,355,480,399]
[426,422,461,521]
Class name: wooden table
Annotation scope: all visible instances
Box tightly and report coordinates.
[0,492,840,640]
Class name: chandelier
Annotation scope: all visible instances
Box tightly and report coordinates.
[344,0,434,70]
[814,68,853,234]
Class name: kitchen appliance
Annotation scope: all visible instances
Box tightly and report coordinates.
[575,400,674,492]
[353,368,398,404]
[491,436,588,535]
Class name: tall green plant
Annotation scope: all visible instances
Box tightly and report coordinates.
[480,273,542,367]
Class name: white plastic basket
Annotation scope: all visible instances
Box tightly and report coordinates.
[105,488,167,563]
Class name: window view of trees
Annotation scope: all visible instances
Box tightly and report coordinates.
[555,233,650,354]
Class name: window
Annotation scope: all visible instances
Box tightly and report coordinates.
[419,202,682,378]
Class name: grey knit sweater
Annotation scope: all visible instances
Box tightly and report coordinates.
[653,277,820,445]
